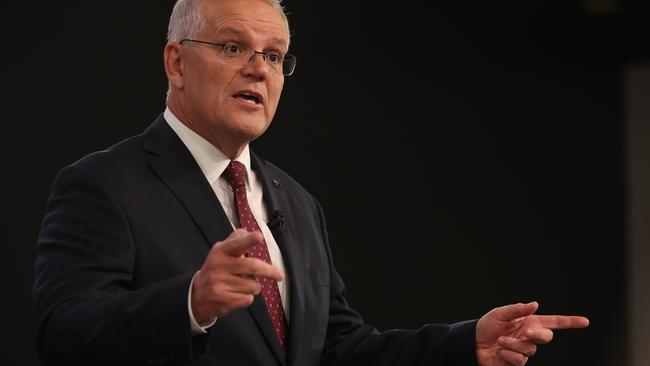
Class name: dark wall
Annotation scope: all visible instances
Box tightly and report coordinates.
[6,1,645,365]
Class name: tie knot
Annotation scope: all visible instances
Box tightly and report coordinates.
[222,160,247,189]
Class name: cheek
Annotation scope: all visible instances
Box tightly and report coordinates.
[267,80,284,109]
[200,68,230,102]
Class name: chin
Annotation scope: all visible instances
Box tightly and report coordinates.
[232,120,269,141]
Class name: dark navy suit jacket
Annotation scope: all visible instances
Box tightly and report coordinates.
[33,115,479,365]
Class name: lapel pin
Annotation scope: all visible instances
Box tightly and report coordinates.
[272,179,281,188]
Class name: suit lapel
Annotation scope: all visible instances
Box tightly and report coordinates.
[142,117,290,365]
[143,116,233,247]
[252,153,306,366]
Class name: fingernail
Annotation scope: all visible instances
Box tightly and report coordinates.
[527,328,535,336]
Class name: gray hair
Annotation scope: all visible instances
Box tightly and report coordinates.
[167,0,290,42]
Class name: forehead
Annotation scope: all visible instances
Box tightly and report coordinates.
[201,0,289,47]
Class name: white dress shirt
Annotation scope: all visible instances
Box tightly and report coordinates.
[163,108,289,335]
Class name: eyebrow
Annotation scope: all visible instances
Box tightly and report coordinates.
[216,26,288,48]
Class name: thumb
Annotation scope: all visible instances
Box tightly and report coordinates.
[219,229,263,257]
[491,301,539,322]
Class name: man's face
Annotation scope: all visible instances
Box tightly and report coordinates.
[178,0,289,148]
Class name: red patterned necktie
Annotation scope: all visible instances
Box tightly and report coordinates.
[222,160,288,355]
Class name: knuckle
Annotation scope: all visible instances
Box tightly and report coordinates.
[205,271,224,286]
[546,330,554,342]
[211,241,225,253]
[206,251,226,268]
[240,279,257,294]
[249,266,260,276]
[244,294,255,306]
[520,356,529,366]
[514,353,525,365]
[249,262,264,276]
[240,257,255,271]
[212,286,228,301]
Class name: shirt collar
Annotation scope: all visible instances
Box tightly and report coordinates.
[163,107,251,186]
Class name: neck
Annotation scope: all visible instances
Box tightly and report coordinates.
[167,97,247,159]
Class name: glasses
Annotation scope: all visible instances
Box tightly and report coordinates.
[180,39,296,76]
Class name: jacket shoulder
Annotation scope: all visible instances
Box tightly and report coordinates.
[72,133,147,173]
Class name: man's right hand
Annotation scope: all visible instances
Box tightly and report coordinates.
[190,229,285,325]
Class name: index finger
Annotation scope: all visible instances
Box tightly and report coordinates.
[537,315,590,329]
[236,256,285,282]
[218,229,264,257]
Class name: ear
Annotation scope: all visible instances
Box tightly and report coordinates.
[164,42,185,89]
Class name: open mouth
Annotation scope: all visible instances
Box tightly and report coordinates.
[233,91,263,105]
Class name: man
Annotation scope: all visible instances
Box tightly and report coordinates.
[33,0,589,365]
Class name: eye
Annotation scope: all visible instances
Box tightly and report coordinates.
[222,43,243,56]
[265,52,283,65]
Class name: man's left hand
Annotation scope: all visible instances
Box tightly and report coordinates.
[475,301,589,366]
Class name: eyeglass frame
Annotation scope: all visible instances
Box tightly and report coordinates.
[179,38,297,76]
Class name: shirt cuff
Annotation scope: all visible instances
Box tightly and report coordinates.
[188,271,217,335]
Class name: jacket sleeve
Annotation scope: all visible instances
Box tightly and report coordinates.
[315,201,480,366]
[33,163,210,366]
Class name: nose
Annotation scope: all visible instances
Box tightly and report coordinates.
[241,52,269,80]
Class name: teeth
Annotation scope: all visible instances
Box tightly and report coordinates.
[236,93,260,104]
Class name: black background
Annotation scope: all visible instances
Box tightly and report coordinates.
[5,1,649,365]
